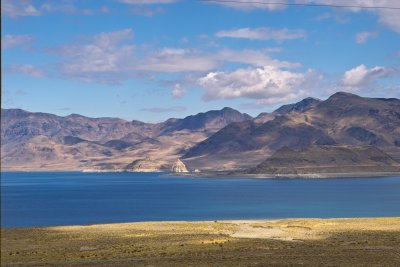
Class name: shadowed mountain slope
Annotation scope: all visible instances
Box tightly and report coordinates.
[183,92,400,170]
[250,145,400,175]
[254,97,321,123]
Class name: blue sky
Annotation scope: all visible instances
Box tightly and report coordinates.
[2,0,400,122]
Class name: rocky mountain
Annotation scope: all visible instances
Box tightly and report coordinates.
[2,92,400,172]
[1,107,251,171]
[254,97,321,123]
[183,92,400,170]
[249,145,400,175]
[274,97,321,115]
[1,109,156,145]
[160,107,252,135]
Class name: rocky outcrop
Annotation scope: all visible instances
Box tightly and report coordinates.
[125,157,161,172]
[171,159,188,173]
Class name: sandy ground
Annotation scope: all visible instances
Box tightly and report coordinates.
[2,217,400,266]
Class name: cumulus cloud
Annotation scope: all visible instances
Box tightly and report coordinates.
[296,0,400,33]
[341,64,394,87]
[5,64,46,78]
[48,29,300,84]
[208,0,287,10]
[198,66,320,104]
[2,34,33,49]
[171,83,186,98]
[140,106,187,113]
[215,27,306,41]
[355,31,378,44]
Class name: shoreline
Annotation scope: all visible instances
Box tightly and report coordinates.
[2,169,400,179]
[2,217,400,266]
[166,171,400,179]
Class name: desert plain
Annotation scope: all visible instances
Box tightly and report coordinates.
[2,217,400,266]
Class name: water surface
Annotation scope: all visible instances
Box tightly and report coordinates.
[1,172,399,227]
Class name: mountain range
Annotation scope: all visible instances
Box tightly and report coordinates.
[183,92,400,170]
[1,107,250,171]
[1,92,400,172]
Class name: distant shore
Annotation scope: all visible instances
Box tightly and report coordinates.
[2,217,400,266]
[2,169,400,179]
[167,171,400,179]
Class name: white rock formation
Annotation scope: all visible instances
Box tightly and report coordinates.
[171,159,189,173]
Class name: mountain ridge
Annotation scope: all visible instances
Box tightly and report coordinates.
[2,92,400,172]
[182,92,400,170]
[1,106,252,171]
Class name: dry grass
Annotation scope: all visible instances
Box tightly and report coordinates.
[2,217,400,266]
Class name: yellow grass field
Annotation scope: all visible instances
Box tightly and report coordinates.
[2,217,400,266]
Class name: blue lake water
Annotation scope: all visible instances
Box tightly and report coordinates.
[1,172,400,227]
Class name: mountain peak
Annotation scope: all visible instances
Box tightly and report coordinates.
[159,107,252,134]
[328,92,360,100]
[274,96,322,114]
[1,108,31,118]
[221,107,235,112]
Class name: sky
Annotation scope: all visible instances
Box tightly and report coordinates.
[2,0,400,122]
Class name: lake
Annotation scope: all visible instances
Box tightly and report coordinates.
[1,172,400,227]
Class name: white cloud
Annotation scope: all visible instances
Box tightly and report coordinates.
[118,0,176,4]
[6,64,46,78]
[2,34,33,49]
[1,0,109,18]
[40,3,110,16]
[140,106,186,113]
[377,9,400,33]
[208,0,287,10]
[138,48,220,72]
[48,30,300,84]
[171,83,186,98]
[138,48,298,73]
[198,66,319,103]
[216,27,306,41]
[216,49,299,68]
[131,6,164,16]
[341,64,394,87]
[54,29,135,84]
[296,0,400,33]
[313,12,350,24]
[355,31,378,44]
[1,0,41,18]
